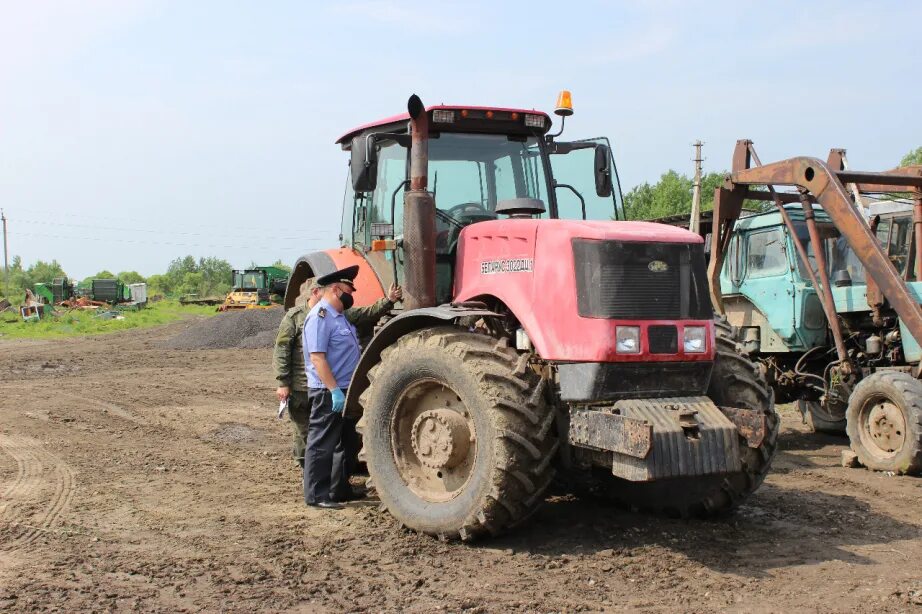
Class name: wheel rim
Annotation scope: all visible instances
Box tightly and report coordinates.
[390,378,477,502]
[859,396,907,459]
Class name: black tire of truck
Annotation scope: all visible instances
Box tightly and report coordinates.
[356,327,558,541]
[845,371,922,475]
[593,318,779,518]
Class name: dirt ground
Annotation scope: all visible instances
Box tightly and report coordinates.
[2,320,921,613]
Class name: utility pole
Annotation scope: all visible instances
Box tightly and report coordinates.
[689,141,704,235]
[1,209,8,297]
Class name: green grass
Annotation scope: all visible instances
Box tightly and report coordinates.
[0,299,218,339]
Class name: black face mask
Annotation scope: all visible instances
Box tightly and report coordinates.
[339,291,354,310]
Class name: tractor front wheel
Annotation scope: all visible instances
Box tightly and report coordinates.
[846,371,922,475]
[357,327,557,541]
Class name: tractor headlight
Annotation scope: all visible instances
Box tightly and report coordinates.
[683,326,707,353]
[616,326,640,354]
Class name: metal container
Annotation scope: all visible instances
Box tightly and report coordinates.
[129,283,148,305]
[91,279,123,303]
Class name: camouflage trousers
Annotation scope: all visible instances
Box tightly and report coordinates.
[287,390,311,465]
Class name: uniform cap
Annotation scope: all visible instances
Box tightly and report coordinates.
[316,265,359,290]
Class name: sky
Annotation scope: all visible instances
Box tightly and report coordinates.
[1,0,920,279]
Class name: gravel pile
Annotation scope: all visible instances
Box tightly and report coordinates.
[164,308,283,350]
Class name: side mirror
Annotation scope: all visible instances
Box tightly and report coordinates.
[594,145,613,197]
[351,135,378,192]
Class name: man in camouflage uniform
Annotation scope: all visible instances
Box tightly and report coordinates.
[274,277,402,465]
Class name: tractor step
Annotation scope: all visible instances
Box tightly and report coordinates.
[568,397,749,482]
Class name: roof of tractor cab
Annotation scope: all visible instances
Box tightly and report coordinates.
[336,105,553,146]
[735,203,832,231]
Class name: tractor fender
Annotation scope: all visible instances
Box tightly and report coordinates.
[284,251,338,308]
[284,248,386,309]
[344,304,500,418]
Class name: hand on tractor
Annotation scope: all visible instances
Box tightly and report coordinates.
[388,283,403,303]
[276,386,290,402]
[330,388,346,413]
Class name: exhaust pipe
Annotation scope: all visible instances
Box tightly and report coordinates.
[402,94,437,309]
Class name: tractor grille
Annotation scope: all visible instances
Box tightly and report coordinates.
[648,325,678,354]
[572,239,711,320]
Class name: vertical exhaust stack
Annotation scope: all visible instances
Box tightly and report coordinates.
[402,94,437,309]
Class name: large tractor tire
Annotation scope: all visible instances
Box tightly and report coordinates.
[845,371,922,475]
[356,327,557,541]
[595,318,779,517]
[798,399,847,435]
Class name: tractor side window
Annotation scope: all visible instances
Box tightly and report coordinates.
[372,141,409,236]
[746,229,787,278]
[550,137,624,221]
[725,234,742,284]
[888,217,913,278]
[795,222,867,285]
[341,168,355,246]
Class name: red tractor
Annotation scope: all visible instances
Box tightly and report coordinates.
[286,93,778,540]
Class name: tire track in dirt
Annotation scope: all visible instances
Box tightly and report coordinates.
[58,390,140,423]
[0,433,76,550]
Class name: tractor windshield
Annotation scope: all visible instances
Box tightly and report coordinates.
[234,271,265,290]
[381,133,550,236]
[794,222,867,285]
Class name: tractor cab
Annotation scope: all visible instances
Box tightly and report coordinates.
[337,100,624,303]
[233,269,267,292]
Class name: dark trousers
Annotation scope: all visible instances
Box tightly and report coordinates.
[304,388,349,504]
[341,417,360,479]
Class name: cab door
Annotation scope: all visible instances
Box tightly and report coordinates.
[726,226,802,351]
[549,137,625,221]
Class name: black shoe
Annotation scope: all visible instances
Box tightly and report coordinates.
[332,487,366,503]
[309,500,345,510]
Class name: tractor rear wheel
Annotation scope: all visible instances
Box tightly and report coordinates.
[356,327,557,541]
[595,318,779,517]
[799,399,846,435]
[846,371,922,475]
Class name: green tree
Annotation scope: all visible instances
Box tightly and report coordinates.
[2,255,28,300]
[901,147,922,167]
[163,256,196,295]
[179,271,205,295]
[198,257,233,295]
[146,274,169,296]
[118,271,146,285]
[270,259,292,273]
[27,259,67,285]
[624,170,725,220]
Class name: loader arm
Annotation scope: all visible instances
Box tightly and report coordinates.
[710,146,922,355]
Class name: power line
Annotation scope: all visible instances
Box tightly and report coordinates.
[8,218,332,241]
[7,230,333,250]
[4,209,331,235]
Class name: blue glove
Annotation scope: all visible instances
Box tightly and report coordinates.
[330,388,346,414]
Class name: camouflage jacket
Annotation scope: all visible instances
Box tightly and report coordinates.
[273,298,392,391]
